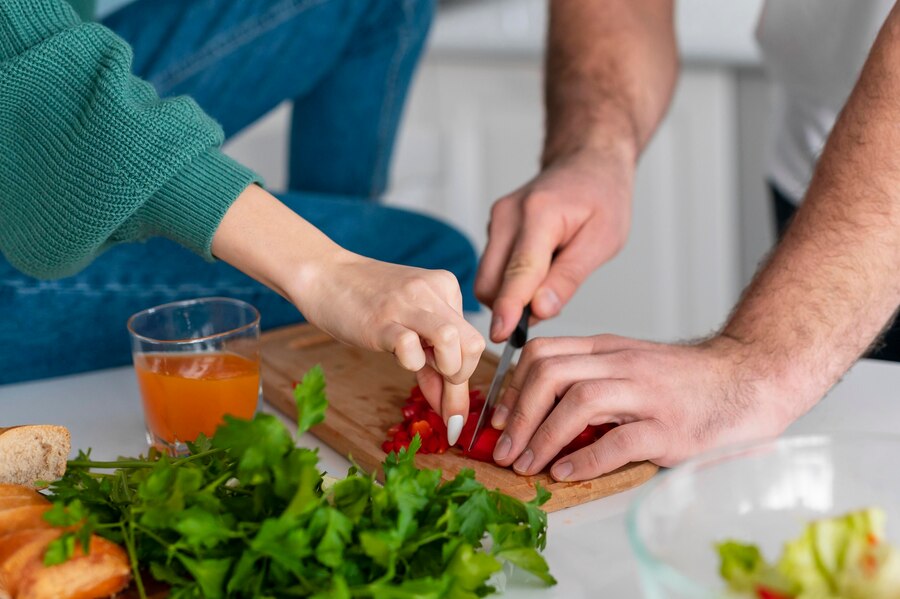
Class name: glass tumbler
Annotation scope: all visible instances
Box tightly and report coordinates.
[127,297,261,455]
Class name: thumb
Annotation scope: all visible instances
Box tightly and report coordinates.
[491,224,559,342]
[532,232,598,319]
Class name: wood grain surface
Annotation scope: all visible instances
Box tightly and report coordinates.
[260,323,658,512]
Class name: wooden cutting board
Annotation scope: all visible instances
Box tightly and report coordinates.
[260,324,658,512]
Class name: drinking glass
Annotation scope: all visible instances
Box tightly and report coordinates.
[127,297,261,455]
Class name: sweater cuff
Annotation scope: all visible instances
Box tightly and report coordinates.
[137,150,263,261]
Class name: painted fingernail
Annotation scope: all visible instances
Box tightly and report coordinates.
[536,287,561,314]
[446,414,464,446]
[493,433,512,461]
[513,448,534,473]
[551,461,573,481]
[491,405,509,429]
[490,316,504,339]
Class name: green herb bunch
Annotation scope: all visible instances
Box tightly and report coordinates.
[44,366,556,598]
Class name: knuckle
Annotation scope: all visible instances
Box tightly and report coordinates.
[504,253,538,278]
[395,331,420,353]
[609,427,638,456]
[533,423,556,447]
[521,192,550,216]
[489,199,508,221]
[507,408,532,431]
[434,324,459,346]
[401,277,429,298]
[522,337,552,362]
[566,382,598,409]
[551,261,586,288]
[433,269,459,290]
[531,356,561,383]
[584,444,605,473]
[465,334,486,356]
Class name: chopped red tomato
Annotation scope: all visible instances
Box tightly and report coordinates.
[382,386,618,467]
[756,587,794,599]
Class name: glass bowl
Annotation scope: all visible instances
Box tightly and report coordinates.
[627,434,900,598]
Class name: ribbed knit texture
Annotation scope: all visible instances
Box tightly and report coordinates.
[0,0,261,279]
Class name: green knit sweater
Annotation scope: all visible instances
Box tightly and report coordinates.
[0,0,261,279]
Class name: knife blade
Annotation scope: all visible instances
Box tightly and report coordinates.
[467,304,532,451]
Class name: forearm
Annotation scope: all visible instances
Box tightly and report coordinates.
[210,185,345,313]
[542,0,678,168]
[720,6,900,415]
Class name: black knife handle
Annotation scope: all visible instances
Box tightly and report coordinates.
[509,304,531,349]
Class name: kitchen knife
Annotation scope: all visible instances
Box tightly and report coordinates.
[467,304,532,451]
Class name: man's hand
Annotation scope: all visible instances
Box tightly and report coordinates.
[475,1,677,342]
[489,335,805,481]
[475,149,634,342]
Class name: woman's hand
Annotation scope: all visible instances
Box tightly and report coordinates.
[294,252,485,443]
[490,335,804,481]
[212,185,485,444]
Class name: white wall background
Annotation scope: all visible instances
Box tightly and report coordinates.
[223,0,775,347]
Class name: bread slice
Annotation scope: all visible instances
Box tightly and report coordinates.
[0,427,70,487]
[17,535,131,599]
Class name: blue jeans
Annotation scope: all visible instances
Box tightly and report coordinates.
[0,0,478,385]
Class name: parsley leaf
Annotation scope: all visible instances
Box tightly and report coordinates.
[294,364,327,435]
[44,366,556,597]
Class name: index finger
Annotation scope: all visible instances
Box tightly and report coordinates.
[490,220,560,342]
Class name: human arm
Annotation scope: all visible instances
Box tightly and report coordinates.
[0,0,483,438]
[475,0,678,341]
[212,186,485,440]
[490,2,900,480]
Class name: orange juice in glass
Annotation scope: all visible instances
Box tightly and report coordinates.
[127,298,260,455]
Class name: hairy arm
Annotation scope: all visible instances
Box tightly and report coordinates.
[491,4,900,481]
[542,0,678,166]
[477,0,679,340]
[721,3,900,417]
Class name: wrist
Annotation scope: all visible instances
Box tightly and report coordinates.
[281,241,357,318]
[212,185,349,309]
[700,333,824,429]
[541,120,639,171]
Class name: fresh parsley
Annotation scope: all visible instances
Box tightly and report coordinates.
[44,365,555,597]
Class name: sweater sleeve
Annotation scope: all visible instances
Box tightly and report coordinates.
[0,0,262,279]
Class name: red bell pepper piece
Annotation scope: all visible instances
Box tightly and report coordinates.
[756,587,794,599]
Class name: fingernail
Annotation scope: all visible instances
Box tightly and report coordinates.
[446,414,464,446]
[491,405,509,429]
[493,433,512,461]
[490,315,504,339]
[551,461,573,481]
[513,448,534,473]
[536,287,561,314]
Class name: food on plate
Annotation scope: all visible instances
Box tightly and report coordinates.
[0,483,130,599]
[0,426,70,487]
[45,366,556,597]
[383,385,617,464]
[718,507,900,599]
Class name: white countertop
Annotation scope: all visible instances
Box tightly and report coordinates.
[2,358,899,597]
[431,0,764,65]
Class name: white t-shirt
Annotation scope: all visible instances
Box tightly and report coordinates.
[757,0,894,203]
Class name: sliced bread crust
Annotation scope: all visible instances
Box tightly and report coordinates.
[0,427,70,487]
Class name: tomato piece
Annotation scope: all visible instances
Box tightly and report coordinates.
[756,587,793,599]
[410,419,433,441]
[381,440,394,453]
[456,410,484,450]
[463,426,502,463]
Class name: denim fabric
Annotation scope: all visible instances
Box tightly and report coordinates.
[0,0,479,384]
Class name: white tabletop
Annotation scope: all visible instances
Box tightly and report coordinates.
[2,359,899,597]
